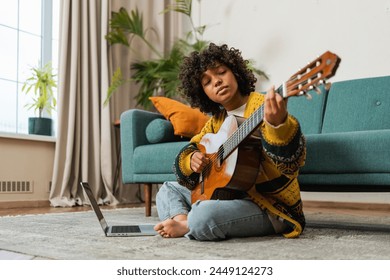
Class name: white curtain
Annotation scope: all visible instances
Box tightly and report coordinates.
[50,0,183,206]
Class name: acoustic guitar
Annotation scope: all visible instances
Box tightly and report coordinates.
[191,51,341,203]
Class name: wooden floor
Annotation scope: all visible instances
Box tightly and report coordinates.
[303,200,390,217]
[0,201,389,217]
[0,203,144,217]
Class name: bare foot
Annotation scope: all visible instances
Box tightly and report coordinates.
[154,215,189,238]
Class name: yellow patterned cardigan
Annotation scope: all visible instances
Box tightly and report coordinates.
[173,92,306,238]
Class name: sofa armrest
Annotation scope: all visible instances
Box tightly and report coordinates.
[120,109,164,183]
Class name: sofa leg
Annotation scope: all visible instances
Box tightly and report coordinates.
[144,183,152,216]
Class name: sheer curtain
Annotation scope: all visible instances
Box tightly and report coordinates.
[50,0,182,206]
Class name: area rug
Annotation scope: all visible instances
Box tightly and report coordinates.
[0,207,389,260]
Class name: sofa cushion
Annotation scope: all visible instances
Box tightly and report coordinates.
[149,96,210,138]
[301,129,390,174]
[287,84,328,135]
[145,118,180,143]
[133,141,189,174]
[322,76,390,133]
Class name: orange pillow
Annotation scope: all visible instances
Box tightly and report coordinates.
[149,97,210,138]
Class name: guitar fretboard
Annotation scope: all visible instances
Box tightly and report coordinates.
[220,86,284,160]
[218,51,340,161]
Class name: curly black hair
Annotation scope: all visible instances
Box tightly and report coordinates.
[178,43,257,115]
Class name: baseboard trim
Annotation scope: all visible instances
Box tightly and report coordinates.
[303,200,390,211]
[0,200,50,209]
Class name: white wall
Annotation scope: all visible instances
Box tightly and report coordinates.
[194,0,390,90]
[193,0,390,204]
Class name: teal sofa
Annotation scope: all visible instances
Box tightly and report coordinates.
[120,110,189,215]
[288,75,390,192]
[120,76,390,215]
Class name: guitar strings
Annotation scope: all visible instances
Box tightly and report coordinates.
[200,105,265,176]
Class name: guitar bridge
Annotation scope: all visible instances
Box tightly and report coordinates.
[200,172,204,195]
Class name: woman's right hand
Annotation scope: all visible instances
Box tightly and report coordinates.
[190,151,210,173]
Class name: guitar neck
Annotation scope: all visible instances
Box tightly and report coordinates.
[221,86,288,159]
[221,51,341,160]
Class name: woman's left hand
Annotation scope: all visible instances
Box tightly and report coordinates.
[264,86,288,126]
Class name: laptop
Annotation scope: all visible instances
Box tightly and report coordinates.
[80,182,157,237]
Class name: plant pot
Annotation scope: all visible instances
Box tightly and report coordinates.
[28,117,53,136]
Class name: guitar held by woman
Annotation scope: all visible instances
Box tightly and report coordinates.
[153,43,340,241]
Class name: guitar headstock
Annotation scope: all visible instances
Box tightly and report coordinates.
[278,51,341,99]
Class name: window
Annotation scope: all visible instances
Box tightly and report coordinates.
[0,0,59,135]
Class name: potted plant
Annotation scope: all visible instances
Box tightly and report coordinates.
[22,61,57,136]
[104,0,268,109]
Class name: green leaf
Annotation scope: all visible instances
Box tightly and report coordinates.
[194,25,207,36]
[110,7,144,36]
[247,59,269,80]
[161,0,192,17]
[104,67,127,106]
[105,29,129,46]
[106,7,145,47]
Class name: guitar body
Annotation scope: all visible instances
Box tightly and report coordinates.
[191,115,262,203]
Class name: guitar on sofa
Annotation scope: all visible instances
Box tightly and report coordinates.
[191,51,341,203]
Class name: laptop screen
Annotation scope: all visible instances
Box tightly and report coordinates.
[80,182,109,231]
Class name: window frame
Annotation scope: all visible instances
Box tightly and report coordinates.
[0,0,58,136]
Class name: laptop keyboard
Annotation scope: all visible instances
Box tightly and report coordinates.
[111,225,141,233]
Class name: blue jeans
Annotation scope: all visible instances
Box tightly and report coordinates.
[155,181,275,241]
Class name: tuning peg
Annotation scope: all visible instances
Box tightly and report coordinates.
[314,87,322,95]
[325,82,332,91]
[305,93,313,100]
